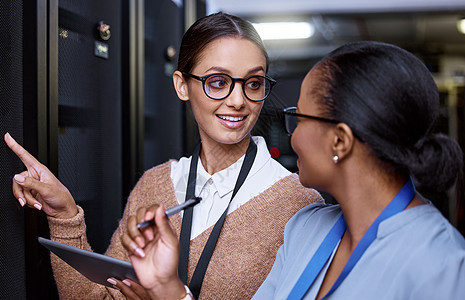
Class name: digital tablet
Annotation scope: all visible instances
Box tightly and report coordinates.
[38,237,139,287]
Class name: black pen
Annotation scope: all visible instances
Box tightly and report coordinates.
[136,197,201,229]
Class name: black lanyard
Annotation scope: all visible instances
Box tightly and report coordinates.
[178,137,257,298]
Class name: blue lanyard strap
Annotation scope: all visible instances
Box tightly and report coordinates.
[287,178,416,300]
[286,215,346,300]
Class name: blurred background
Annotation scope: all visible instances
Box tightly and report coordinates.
[0,0,464,298]
[210,0,465,231]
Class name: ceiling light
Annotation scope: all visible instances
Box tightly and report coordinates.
[252,22,314,40]
[458,18,465,35]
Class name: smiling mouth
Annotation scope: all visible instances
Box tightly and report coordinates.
[217,115,246,122]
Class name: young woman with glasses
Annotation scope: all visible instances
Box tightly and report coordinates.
[122,41,465,299]
[4,12,321,299]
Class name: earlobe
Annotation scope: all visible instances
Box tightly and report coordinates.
[173,70,189,101]
[331,123,355,162]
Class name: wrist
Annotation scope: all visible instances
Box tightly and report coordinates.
[147,277,186,300]
[54,204,78,219]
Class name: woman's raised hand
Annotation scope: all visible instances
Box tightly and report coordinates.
[4,133,78,219]
[121,204,186,299]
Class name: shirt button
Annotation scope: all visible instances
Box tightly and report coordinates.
[208,178,213,185]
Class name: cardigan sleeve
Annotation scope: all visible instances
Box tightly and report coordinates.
[48,205,122,299]
[46,161,175,299]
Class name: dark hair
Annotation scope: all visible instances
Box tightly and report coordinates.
[177,12,269,73]
[314,41,463,193]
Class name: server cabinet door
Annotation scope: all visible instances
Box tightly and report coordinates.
[57,0,123,253]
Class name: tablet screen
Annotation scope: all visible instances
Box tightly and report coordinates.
[38,237,139,287]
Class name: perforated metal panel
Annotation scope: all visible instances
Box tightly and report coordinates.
[0,0,26,298]
[57,0,122,253]
[144,0,184,167]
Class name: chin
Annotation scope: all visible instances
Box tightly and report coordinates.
[297,172,311,188]
[298,171,323,190]
[218,131,249,145]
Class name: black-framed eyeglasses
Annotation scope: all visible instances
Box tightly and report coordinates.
[282,106,339,136]
[182,72,277,102]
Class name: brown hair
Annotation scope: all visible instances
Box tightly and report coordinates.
[177,12,269,73]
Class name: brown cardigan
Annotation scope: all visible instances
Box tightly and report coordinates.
[48,161,323,299]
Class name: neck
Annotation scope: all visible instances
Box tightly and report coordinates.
[199,136,251,175]
[331,171,410,249]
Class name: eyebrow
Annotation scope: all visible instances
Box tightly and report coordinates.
[203,66,265,76]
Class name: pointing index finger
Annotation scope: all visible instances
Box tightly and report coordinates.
[4,133,41,168]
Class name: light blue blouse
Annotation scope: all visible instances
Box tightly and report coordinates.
[253,202,465,299]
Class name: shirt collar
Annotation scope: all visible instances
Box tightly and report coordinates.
[195,136,272,198]
[377,201,435,239]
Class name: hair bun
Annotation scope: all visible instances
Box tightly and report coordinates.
[408,133,463,193]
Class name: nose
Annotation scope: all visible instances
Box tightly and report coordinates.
[224,82,246,110]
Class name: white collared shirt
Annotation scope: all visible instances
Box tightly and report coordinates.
[170,136,291,239]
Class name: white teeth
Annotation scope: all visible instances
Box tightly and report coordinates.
[218,115,244,121]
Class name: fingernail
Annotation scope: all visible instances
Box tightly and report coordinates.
[14,174,25,183]
[107,278,117,285]
[130,242,146,258]
[33,203,42,210]
[18,198,25,207]
[122,279,131,287]
[145,211,155,220]
[135,248,145,258]
[147,233,154,241]
[135,236,145,248]
[130,242,139,250]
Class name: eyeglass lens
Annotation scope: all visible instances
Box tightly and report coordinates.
[284,108,297,135]
[204,74,271,101]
